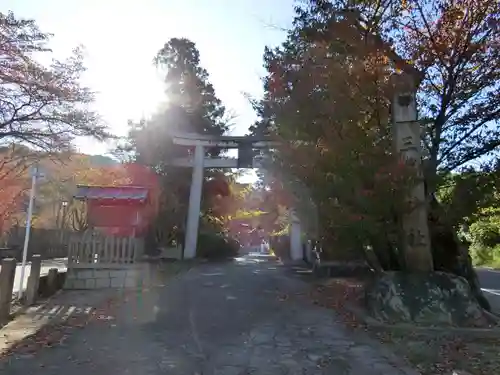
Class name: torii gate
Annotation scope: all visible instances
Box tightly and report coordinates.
[170,133,303,260]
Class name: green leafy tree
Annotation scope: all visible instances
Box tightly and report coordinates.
[154,38,228,140]
[120,38,230,249]
[437,165,500,228]
[437,164,500,266]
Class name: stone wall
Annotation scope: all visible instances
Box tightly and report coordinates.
[160,246,183,260]
[64,264,151,290]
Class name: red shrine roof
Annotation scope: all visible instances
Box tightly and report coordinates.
[74,185,148,202]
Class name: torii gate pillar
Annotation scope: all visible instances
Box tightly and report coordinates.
[290,210,303,261]
[184,144,205,259]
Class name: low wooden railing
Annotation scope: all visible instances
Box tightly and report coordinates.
[68,231,144,268]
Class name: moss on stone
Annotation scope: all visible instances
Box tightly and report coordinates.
[365,271,486,326]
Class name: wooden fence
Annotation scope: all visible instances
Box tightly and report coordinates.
[0,227,70,260]
[68,231,144,268]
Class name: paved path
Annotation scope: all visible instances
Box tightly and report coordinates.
[477,267,500,313]
[0,254,415,375]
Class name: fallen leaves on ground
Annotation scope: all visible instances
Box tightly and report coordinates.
[306,276,500,375]
[378,331,500,375]
[309,277,365,329]
[0,289,138,360]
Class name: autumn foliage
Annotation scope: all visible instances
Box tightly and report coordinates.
[252,0,500,268]
[0,170,28,233]
[0,11,109,152]
[255,20,416,259]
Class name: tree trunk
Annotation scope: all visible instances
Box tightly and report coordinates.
[428,196,491,311]
[370,235,401,271]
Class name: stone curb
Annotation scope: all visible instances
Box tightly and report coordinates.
[345,303,500,338]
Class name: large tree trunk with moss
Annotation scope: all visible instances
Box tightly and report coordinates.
[429,197,491,311]
[366,195,491,311]
[428,196,491,311]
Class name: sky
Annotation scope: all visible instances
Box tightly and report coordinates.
[3,0,296,177]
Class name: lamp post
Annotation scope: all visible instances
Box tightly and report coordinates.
[18,164,44,300]
[59,200,68,244]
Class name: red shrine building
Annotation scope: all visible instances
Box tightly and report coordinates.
[74,185,155,237]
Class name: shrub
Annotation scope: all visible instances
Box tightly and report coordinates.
[469,219,500,247]
[196,231,240,260]
[470,243,500,267]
